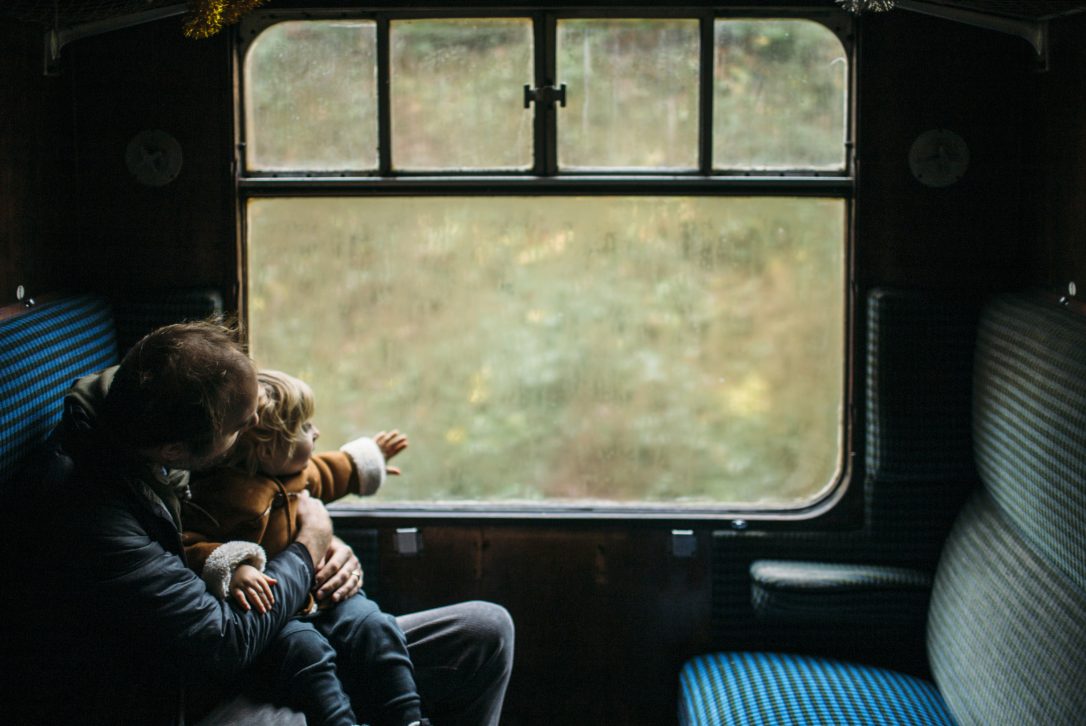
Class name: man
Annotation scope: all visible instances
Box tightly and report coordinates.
[7,321,512,725]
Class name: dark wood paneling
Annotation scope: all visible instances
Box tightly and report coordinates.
[856,11,1037,293]
[1034,13,1086,289]
[0,22,76,304]
[357,524,712,726]
[66,18,237,302]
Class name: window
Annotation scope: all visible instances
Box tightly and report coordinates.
[391,19,534,171]
[244,20,379,171]
[557,19,700,170]
[240,8,851,512]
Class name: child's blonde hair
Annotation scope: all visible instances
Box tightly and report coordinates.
[227,369,315,475]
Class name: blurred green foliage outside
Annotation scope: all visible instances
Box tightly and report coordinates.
[248,197,844,507]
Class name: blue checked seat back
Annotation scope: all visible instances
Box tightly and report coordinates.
[0,289,224,487]
[678,290,1086,726]
[0,294,118,486]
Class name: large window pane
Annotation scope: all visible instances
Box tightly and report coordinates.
[248,197,844,508]
[391,19,533,171]
[713,20,847,170]
[244,20,378,171]
[557,19,700,171]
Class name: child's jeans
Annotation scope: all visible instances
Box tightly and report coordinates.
[262,593,422,726]
[264,618,356,726]
[313,593,423,726]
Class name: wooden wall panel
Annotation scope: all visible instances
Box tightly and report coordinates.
[855,11,1037,293]
[0,22,76,304]
[66,19,237,302]
[1034,13,1086,290]
[357,523,712,726]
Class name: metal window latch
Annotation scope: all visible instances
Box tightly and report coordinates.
[524,83,567,109]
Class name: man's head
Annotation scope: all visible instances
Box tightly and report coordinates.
[101,321,259,470]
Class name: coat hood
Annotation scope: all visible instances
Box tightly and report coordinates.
[62,365,190,530]
[64,365,117,435]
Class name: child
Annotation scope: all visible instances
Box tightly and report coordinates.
[182,369,424,726]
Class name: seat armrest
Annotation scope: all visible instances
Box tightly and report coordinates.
[750,559,932,626]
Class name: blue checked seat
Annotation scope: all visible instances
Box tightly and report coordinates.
[679,291,1086,726]
[681,652,953,725]
[0,294,118,485]
[0,289,223,485]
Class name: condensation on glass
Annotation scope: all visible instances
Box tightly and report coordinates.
[244,20,379,172]
[390,18,533,171]
[248,197,845,507]
[713,19,848,171]
[557,18,700,171]
[243,16,849,174]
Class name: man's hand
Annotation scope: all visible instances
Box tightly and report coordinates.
[294,491,333,566]
[314,536,364,604]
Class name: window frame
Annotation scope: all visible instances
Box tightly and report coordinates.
[234,4,858,523]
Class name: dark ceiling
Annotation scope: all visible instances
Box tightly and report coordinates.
[1,0,1085,29]
[918,0,1086,20]
[1,1,185,27]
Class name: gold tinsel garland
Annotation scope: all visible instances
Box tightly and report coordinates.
[184,0,269,39]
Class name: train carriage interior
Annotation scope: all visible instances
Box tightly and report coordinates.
[2,0,1085,724]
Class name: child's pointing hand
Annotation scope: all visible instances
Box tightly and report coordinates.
[374,430,408,475]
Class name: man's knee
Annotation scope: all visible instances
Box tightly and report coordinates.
[470,602,514,651]
[398,600,515,680]
[406,602,514,724]
[458,601,515,674]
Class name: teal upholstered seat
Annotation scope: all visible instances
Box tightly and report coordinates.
[678,291,1086,726]
[680,651,954,726]
[0,289,224,485]
[0,294,117,484]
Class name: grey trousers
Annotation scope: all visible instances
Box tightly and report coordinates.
[194,601,514,726]
[400,601,514,726]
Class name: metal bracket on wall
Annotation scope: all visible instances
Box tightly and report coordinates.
[395,527,422,556]
[671,529,697,558]
[15,285,35,308]
[43,4,188,76]
[895,0,1051,71]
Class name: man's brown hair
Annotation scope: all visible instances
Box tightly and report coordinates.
[102,320,256,455]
